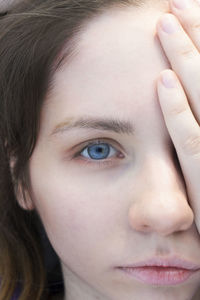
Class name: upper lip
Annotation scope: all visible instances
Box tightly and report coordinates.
[117,255,200,271]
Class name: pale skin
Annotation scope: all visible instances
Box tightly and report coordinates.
[157,0,200,236]
[12,0,200,300]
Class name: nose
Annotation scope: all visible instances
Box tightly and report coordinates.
[128,156,194,236]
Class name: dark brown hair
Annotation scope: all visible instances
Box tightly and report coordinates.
[0,0,147,299]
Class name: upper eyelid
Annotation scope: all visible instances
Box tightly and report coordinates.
[77,138,121,153]
[77,139,117,153]
[75,137,125,151]
[81,141,117,152]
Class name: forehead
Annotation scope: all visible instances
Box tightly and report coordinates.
[50,4,170,102]
[76,4,169,59]
[42,3,171,140]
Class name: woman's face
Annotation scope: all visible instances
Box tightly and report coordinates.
[20,1,200,300]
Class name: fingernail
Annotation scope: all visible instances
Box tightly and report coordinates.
[161,71,177,88]
[172,0,191,9]
[160,14,179,34]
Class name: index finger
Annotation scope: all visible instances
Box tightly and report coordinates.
[157,69,200,158]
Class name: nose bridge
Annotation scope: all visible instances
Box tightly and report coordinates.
[128,154,194,236]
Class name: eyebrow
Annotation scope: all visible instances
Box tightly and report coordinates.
[51,116,135,136]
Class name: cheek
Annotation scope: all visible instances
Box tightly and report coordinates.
[28,163,123,268]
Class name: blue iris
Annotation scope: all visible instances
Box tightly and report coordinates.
[87,143,110,160]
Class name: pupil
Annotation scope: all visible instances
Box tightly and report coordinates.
[97,147,103,153]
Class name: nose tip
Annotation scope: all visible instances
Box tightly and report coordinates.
[128,199,194,236]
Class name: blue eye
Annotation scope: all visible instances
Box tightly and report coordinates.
[72,138,125,168]
[81,142,117,160]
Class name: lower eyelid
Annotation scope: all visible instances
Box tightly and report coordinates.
[73,155,123,170]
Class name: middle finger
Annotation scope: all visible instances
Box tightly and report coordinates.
[170,0,200,50]
[156,5,200,123]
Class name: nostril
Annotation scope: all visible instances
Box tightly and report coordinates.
[141,224,150,231]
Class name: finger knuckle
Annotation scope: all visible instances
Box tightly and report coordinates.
[192,20,200,31]
[168,103,187,116]
[183,134,200,156]
[178,45,194,59]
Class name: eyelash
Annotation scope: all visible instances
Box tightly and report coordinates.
[72,138,124,168]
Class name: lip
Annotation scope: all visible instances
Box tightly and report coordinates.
[118,255,200,270]
[116,255,200,286]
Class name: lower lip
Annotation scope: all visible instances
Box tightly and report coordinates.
[118,266,198,285]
